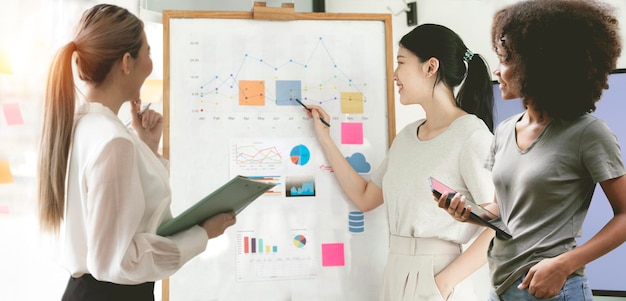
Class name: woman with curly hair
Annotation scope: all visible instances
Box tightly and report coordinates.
[437,0,626,300]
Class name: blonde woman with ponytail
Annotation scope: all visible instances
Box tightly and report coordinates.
[38,4,236,300]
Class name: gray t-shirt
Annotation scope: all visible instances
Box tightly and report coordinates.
[486,112,626,294]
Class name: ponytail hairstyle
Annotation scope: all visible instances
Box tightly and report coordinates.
[400,24,494,132]
[38,4,144,233]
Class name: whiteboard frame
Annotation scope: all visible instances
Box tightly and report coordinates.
[162,10,395,301]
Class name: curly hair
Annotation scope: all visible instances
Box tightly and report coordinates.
[492,0,621,120]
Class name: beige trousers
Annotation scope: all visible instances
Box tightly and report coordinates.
[380,236,477,301]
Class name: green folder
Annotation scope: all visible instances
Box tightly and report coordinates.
[157,175,277,236]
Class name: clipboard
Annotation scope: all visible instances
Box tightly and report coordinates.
[429,177,513,240]
[158,175,277,236]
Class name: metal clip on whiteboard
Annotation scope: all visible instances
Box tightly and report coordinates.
[253,2,296,20]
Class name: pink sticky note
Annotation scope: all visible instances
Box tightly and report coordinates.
[321,243,345,267]
[2,103,24,126]
[341,122,363,145]
[0,204,9,214]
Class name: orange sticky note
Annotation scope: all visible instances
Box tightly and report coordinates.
[0,160,14,183]
[239,80,265,106]
[2,103,24,126]
[141,79,163,103]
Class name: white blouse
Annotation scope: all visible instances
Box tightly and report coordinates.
[370,115,494,244]
[60,102,208,284]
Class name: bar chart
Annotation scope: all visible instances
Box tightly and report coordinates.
[236,230,317,281]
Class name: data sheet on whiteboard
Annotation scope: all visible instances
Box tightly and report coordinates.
[168,16,391,301]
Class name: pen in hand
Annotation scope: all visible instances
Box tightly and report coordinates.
[125,103,151,127]
[294,98,331,127]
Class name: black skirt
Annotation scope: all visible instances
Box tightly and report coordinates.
[61,274,155,301]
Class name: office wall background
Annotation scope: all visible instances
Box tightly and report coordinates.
[326,0,626,134]
[0,0,624,300]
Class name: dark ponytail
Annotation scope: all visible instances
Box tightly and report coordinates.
[400,24,494,132]
[457,53,494,132]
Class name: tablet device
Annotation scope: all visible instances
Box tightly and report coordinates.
[429,177,512,240]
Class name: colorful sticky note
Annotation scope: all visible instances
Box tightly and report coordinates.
[341,122,364,145]
[0,49,12,75]
[239,80,265,106]
[140,79,163,103]
[0,160,14,184]
[340,92,364,114]
[321,243,345,267]
[0,204,9,214]
[2,103,24,126]
[275,80,302,105]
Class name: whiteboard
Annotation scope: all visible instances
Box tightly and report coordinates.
[164,11,395,301]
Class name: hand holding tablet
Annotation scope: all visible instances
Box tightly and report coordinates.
[429,177,512,240]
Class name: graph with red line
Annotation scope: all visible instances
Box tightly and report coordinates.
[234,143,282,165]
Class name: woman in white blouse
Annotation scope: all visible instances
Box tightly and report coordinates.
[304,24,496,301]
[37,4,236,300]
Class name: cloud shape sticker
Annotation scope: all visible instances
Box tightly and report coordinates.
[346,152,371,174]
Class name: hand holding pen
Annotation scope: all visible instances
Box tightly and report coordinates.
[125,102,152,127]
[294,98,331,127]
[129,100,163,154]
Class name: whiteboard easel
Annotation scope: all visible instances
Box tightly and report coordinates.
[163,3,395,300]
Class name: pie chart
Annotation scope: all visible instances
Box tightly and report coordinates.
[290,144,310,166]
[293,234,307,248]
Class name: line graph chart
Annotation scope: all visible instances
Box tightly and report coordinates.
[195,37,368,107]
[169,18,388,117]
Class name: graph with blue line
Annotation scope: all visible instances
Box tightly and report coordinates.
[168,17,389,120]
[192,36,369,109]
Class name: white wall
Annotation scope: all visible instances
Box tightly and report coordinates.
[328,0,626,133]
[145,0,313,12]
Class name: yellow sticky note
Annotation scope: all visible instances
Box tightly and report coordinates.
[0,49,12,75]
[340,92,364,114]
[0,160,14,184]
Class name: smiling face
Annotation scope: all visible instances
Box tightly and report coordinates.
[393,46,432,105]
[492,44,521,100]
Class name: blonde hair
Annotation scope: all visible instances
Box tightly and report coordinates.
[38,4,144,233]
